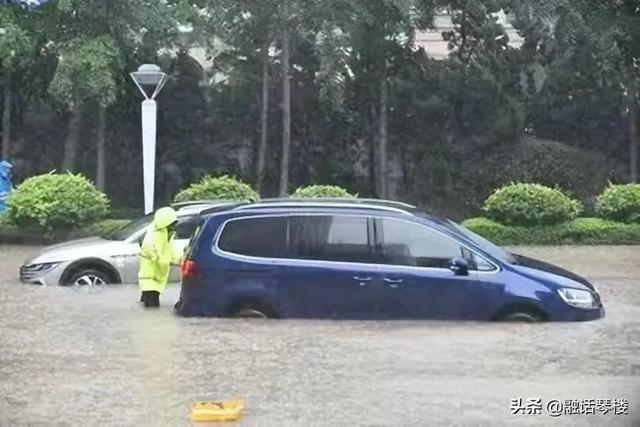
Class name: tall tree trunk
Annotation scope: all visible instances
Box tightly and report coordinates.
[63,101,82,172]
[1,68,11,160]
[279,27,291,197]
[368,104,377,195]
[629,78,639,183]
[96,105,107,191]
[631,101,638,183]
[376,77,389,198]
[256,40,270,195]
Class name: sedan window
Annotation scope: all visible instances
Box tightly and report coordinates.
[175,217,199,240]
[106,214,153,241]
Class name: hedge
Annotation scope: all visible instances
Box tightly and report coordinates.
[483,183,582,226]
[7,172,110,231]
[174,175,259,203]
[462,217,640,245]
[596,184,640,223]
[0,218,131,244]
[291,184,354,198]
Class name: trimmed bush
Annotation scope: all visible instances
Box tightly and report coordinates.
[462,217,640,245]
[291,185,354,198]
[174,175,259,203]
[595,184,640,223]
[7,173,109,231]
[484,183,582,226]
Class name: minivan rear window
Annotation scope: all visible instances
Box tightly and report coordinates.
[218,216,287,258]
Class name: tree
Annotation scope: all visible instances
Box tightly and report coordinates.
[47,0,175,186]
[48,36,121,178]
[0,6,32,160]
[343,0,436,197]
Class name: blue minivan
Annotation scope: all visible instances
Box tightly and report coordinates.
[176,200,604,321]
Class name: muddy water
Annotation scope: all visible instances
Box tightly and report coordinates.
[0,245,638,426]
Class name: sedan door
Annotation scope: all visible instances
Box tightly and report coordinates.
[375,217,499,320]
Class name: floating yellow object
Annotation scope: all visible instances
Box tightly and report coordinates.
[191,400,244,422]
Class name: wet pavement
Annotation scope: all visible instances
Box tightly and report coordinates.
[0,245,638,426]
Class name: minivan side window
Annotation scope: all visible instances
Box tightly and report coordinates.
[379,218,465,269]
[218,216,287,258]
[288,215,375,264]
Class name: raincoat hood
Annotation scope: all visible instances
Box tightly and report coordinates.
[0,161,12,180]
[153,207,178,230]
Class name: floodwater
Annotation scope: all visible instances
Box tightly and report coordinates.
[0,245,638,426]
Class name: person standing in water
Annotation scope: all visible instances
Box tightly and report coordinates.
[138,207,182,308]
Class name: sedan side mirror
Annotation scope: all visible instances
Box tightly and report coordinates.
[448,257,469,276]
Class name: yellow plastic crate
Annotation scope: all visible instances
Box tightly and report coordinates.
[191,400,244,422]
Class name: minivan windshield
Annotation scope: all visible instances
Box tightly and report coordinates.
[106,214,153,241]
[447,221,515,264]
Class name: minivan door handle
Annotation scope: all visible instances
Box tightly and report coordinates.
[353,276,372,283]
[384,277,403,290]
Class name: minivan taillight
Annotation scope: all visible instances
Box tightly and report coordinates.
[181,260,197,278]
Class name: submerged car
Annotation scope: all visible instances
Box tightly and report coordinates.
[176,199,604,322]
[19,201,239,286]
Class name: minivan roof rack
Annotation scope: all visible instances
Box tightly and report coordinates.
[235,198,419,215]
[172,199,252,209]
[258,197,417,209]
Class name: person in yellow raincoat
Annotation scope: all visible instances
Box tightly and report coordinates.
[138,207,183,308]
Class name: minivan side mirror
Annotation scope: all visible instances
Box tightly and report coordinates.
[448,257,469,276]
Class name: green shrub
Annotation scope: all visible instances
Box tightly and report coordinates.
[595,184,640,223]
[564,218,640,244]
[174,175,259,203]
[462,217,640,245]
[483,183,582,226]
[291,185,354,198]
[7,173,109,231]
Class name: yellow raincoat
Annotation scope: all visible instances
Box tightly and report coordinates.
[138,207,182,293]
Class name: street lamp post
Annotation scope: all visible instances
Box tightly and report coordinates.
[130,64,168,215]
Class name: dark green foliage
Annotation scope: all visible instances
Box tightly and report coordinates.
[462,217,640,246]
[291,184,354,198]
[596,184,640,223]
[173,175,259,203]
[7,173,109,230]
[483,183,582,226]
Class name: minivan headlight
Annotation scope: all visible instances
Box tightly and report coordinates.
[557,288,596,309]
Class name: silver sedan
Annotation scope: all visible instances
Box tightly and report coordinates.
[19,201,236,286]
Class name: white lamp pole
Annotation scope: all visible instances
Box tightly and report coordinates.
[130,64,168,215]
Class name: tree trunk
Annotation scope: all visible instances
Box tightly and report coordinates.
[256,40,270,195]
[63,101,82,172]
[279,27,291,197]
[1,68,11,160]
[631,100,638,183]
[96,105,107,191]
[376,77,389,198]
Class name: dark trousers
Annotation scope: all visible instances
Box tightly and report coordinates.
[140,291,160,308]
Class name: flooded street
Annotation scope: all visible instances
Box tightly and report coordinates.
[0,245,638,426]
